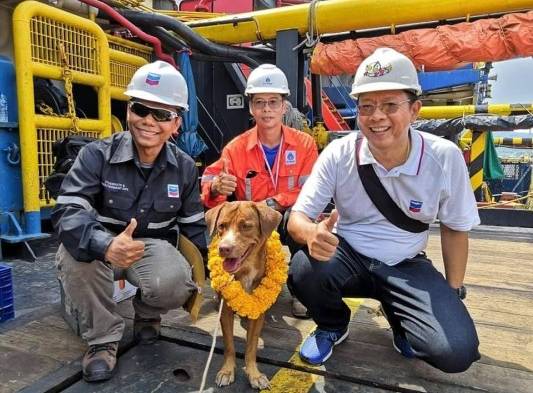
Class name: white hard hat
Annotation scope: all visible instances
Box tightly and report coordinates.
[125,60,189,110]
[245,64,290,96]
[350,48,422,98]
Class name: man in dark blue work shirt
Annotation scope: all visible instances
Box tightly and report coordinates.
[52,61,207,382]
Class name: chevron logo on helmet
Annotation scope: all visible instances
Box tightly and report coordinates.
[145,72,161,86]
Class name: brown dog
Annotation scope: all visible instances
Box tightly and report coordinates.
[206,201,283,390]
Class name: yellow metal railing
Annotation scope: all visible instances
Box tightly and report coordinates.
[13,1,111,213]
[108,37,151,98]
[109,48,149,100]
[107,34,152,60]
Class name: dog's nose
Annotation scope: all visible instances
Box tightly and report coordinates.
[218,243,233,257]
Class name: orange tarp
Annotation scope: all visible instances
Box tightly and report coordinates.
[310,12,533,75]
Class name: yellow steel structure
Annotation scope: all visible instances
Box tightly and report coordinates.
[12,1,150,222]
[186,0,533,45]
[13,1,111,215]
[112,0,224,20]
[107,34,152,60]
[107,35,150,100]
[469,131,487,201]
[461,135,533,148]
[419,104,533,119]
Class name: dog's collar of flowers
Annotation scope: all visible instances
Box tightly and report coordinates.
[208,231,288,320]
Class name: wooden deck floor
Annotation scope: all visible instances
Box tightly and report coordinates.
[0,228,532,393]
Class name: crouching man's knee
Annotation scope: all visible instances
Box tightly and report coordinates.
[139,262,196,310]
[425,334,480,373]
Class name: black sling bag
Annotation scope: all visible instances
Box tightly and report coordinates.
[356,137,429,233]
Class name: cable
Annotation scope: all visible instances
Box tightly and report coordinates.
[478,191,533,209]
[198,297,224,393]
[78,0,176,67]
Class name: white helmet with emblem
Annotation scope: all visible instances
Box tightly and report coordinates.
[350,48,422,98]
[125,60,189,110]
[245,64,290,96]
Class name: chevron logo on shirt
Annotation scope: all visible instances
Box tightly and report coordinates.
[168,184,179,198]
[409,200,423,213]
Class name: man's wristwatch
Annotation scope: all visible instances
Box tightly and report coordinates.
[456,285,467,300]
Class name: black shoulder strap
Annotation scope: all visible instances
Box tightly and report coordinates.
[356,137,429,233]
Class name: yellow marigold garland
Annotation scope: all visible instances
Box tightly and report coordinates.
[208,231,288,319]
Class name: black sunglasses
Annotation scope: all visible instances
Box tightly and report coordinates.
[128,101,180,122]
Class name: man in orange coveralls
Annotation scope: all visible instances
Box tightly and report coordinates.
[201,64,318,317]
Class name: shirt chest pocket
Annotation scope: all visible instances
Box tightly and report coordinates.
[277,166,298,191]
[103,193,135,211]
[154,199,180,213]
[101,193,136,225]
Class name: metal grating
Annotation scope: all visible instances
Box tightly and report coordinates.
[108,36,152,61]
[30,16,99,74]
[110,60,140,89]
[37,128,101,206]
[502,163,520,180]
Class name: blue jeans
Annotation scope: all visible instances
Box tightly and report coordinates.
[288,236,480,373]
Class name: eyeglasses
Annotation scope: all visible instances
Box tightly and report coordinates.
[357,99,412,116]
[128,101,180,122]
[251,98,283,110]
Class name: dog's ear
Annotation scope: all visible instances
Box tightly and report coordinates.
[205,203,227,237]
[254,204,283,237]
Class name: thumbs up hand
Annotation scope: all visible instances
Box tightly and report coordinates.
[211,158,237,197]
[308,209,339,261]
[122,218,137,238]
[105,218,145,268]
[323,209,338,231]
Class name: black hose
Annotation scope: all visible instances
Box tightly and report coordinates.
[145,26,189,51]
[144,25,264,64]
[119,10,265,67]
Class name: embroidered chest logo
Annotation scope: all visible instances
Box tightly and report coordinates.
[409,200,423,213]
[102,180,129,192]
[168,184,180,198]
[285,150,296,165]
[145,72,161,86]
[364,61,392,78]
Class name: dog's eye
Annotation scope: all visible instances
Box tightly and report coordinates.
[217,223,226,233]
[239,221,254,231]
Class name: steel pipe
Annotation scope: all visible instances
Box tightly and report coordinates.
[186,0,533,45]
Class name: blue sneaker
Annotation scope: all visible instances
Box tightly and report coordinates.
[392,332,415,358]
[299,328,349,365]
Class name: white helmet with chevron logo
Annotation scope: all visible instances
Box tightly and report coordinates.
[125,60,189,110]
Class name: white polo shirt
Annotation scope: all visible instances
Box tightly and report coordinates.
[293,130,480,265]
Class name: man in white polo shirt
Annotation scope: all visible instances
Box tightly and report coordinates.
[287,47,480,372]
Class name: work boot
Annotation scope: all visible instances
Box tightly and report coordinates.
[82,342,118,382]
[291,296,310,319]
[134,315,161,345]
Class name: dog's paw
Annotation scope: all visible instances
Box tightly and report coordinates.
[215,368,235,387]
[248,372,271,390]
